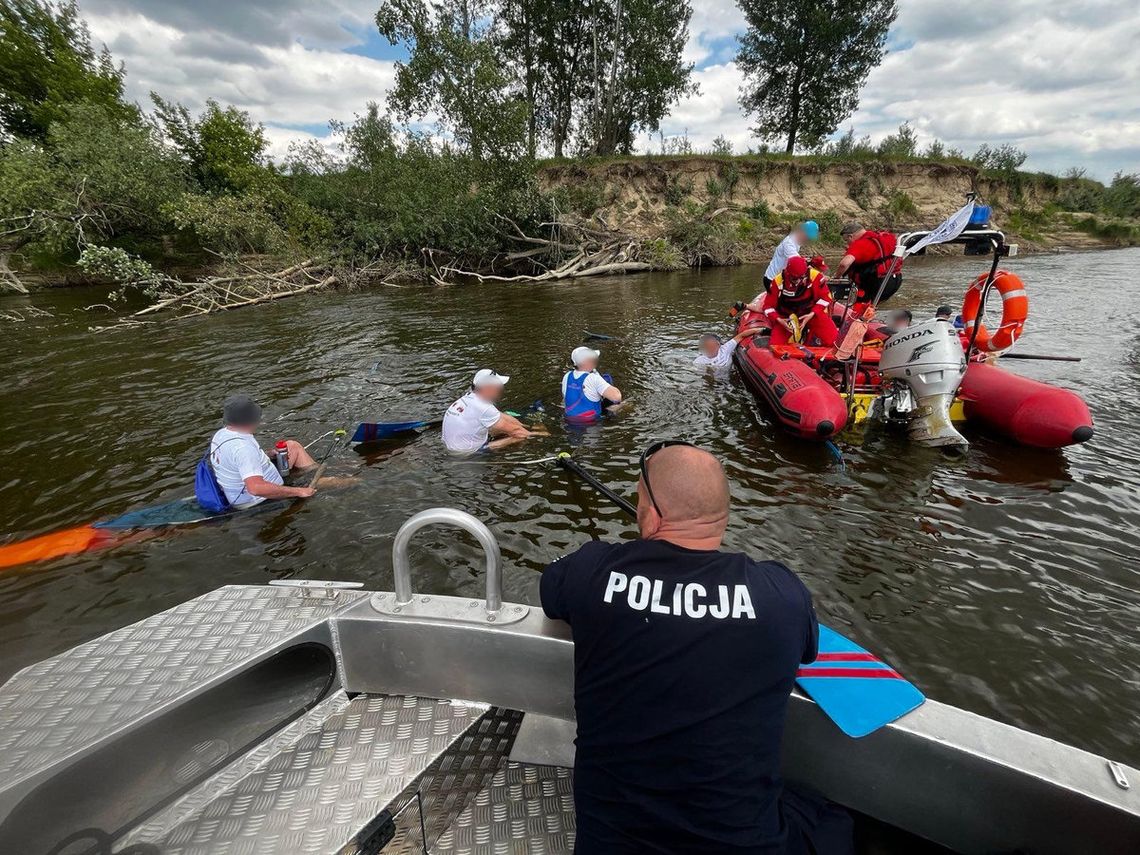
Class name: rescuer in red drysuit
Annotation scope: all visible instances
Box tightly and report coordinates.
[747,256,839,347]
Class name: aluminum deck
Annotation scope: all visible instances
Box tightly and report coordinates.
[0,508,1136,854]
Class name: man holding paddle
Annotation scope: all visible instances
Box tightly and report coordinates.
[542,442,852,854]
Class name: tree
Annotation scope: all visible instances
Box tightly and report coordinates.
[877,121,917,158]
[582,0,695,156]
[152,96,269,193]
[375,0,528,161]
[736,0,897,153]
[0,0,136,141]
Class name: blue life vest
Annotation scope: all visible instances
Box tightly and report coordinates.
[564,370,604,422]
[194,437,240,513]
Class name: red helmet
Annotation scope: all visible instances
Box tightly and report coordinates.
[784,256,808,278]
[781,256,810,297]
[809,254,828,272]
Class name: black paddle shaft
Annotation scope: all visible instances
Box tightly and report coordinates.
[556,456,637,518]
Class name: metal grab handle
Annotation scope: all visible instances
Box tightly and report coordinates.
[391,508,503,613]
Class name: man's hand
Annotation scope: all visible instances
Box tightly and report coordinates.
[777,318,794,334]
[293,486,316,498]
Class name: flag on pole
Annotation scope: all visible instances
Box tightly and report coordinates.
[906,200,976,256]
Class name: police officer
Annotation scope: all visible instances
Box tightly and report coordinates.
[541,442,849,854]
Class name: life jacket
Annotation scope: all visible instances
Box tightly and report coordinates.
[772,268,829,317]
[564,370,603,422]
[848,231,902,298]
[193,437,242,513]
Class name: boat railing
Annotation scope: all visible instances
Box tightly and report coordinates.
[378,506,529,624]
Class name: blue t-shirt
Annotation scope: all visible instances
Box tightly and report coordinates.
[541,538,818,854]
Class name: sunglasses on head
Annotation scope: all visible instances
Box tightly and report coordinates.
[639,440,696,518]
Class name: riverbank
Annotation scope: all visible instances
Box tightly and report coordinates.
[538,155,1140,263]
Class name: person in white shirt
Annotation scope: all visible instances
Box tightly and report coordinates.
[694,327,763,369]
[210,395,316,508]
[562,347,623,422]
[763,220,819,288]
[443,369,539,454]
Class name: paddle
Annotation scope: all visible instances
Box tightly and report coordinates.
[1000,353,1081,362]
[555,454,924,737]
[309,429,347,490]
[350,419,441,444]
[584,330,620,342]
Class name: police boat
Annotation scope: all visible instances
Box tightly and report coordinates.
[0,509,1136,854]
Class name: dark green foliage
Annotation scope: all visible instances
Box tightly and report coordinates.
[1102,173,1140,218]
[972,143,1028,174]
[0,0,136,140]
[877,122,918,158]
[152,97,269,193]
[881,189,918,224]
[286,104,540,265]
[737,0,897,153]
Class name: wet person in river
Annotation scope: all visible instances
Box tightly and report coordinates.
[694,326,763,370]
[207,395,316,508]
[541,442,851,855]
[442,369,543,454]
[563,346,623,422]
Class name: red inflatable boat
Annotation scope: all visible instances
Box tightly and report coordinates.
[730,224,1093,450]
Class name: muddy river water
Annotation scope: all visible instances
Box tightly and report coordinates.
[2,247,1138,766]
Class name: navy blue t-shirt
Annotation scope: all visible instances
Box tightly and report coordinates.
[541,538,818,854]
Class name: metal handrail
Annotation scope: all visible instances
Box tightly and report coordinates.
[391,508,503,613]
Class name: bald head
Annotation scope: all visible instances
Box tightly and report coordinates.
[638,445,730,546]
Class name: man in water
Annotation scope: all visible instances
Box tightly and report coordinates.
[442,369,541,454]
[209,395,316,507]
[694,326,762,370]
[764,220,819,288]
[563,346,622,422]
[835,221,903,308]
[541,442,847,854]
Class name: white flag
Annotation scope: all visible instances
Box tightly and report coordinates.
[905,201,975,256]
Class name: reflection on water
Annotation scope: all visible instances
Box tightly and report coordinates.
[2,247,1139,766]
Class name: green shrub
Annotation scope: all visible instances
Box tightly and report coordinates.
[881,190,919,224]
[848,175,873,209]
[745,199,772,224]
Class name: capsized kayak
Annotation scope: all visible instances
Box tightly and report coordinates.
[0,498,274,571]
[960,361,1094,448]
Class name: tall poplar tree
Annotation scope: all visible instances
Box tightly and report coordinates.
[735,0,897,153]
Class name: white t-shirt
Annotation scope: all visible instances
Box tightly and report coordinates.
[561,370,613,403]
[443,391,502,453]
[765,233,801,280]
[694,337,738,369]
[210,427,282,507]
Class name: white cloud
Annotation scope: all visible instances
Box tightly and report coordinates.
[78,0,1140,180]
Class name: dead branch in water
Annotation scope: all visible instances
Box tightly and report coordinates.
[436,217,666,284]
[103,257,342,321]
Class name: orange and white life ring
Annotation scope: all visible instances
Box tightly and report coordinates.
[961,270,1028,352]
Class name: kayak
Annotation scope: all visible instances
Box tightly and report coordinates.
[0,498,277,571]
[1,507,1135,854]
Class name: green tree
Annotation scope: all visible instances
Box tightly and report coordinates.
[582,0,695,156]
[736,0,897,153]
[0,0,135,141]
[877,121,917,158]
[375,0,528,161]
[152,96,270,193]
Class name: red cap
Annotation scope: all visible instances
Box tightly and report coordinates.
[275,440,288,449]
[810,254,828,272]
[785,256,808,277]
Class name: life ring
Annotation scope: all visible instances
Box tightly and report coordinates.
[961,270,1028,352]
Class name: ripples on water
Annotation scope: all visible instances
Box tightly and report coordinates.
[2,248,1139,765]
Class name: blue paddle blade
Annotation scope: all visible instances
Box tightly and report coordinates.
[795,625,925,738]
[351,420,434,443]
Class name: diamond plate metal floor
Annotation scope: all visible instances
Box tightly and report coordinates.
[0,585,365,789]
[382,708,524,854]
[123,694,487,855]
[431,762,576,855]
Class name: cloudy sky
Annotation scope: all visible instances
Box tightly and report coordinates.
[82,0,1139,180]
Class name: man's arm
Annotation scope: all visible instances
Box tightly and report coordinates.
[835,252,856,277]
[244,476,315,499]
[490,412,532,439]
[732,327,762,345]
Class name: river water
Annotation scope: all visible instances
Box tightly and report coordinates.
[2,248,1139,767]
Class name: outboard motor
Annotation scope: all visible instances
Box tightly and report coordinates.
[879,318,968,448]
